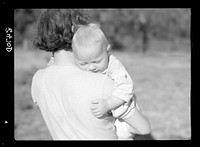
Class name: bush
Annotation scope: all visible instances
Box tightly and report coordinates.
[14,9,190,52]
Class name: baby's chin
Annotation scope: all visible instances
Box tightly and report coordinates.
[90,70,102,73]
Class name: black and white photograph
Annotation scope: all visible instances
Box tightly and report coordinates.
[14,9,191,141]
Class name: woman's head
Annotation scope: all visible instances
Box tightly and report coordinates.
[33,9,91,53]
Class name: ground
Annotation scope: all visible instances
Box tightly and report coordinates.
[14,46,191,140]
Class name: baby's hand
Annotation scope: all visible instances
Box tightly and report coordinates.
[90,99,110,118]
[47,57,55,66]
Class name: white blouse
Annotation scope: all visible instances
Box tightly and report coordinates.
[31,64,118,140]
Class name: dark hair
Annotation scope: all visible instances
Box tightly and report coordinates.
[33,9,91,52]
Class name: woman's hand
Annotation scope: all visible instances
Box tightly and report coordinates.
[90,99,110,118]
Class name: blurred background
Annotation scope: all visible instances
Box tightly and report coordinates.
[14,9,191,140]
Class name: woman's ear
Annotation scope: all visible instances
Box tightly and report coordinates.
[72,24,83,33]
[107,44,111,51]
[71,25,75,33]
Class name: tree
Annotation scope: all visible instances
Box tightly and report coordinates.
[14,9,43,45]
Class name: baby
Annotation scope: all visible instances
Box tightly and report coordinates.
[71,23,139,139]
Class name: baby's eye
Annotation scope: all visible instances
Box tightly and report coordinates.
[79,62,87,66]
[94,60,101,64]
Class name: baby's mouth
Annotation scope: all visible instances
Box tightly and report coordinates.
[90,69,101,73]
[92,70,100,73]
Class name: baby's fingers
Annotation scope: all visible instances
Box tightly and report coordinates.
[90,105,98,110]
[90,107,100,115]
[91,99,101,104]
[91,111,102,118]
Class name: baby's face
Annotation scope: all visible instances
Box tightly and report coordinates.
[74,44,109,73]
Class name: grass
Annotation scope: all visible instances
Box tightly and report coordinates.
[111,49,190,140]
[14,43,191,140]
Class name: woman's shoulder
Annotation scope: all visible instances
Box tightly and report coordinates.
[32,68,46,82]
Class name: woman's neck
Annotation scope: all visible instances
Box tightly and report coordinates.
[54,50,75,66]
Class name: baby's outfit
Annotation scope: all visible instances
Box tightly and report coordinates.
[102,54,138,139]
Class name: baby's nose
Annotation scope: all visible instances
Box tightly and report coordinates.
[88,64,96,71]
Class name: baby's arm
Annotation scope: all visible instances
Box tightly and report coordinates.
[90,95,125,118]
[91,55,134,118]
[123,107,151,135]
[107,56,135,118]
[109,57,134,105]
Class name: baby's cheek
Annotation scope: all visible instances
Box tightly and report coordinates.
[104,61,109,69]
[101,62,108,71]
[80,66,87,71]
[77,64,85,70]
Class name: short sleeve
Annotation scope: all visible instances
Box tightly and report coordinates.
[31,70,44,104]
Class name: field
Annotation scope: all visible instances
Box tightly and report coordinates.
[14,44,191,140]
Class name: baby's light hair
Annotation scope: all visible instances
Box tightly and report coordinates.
[72,23,110,52]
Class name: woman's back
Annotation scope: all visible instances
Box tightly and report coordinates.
[31,64,117,140]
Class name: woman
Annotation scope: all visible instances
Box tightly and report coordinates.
[31,9,150,140]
